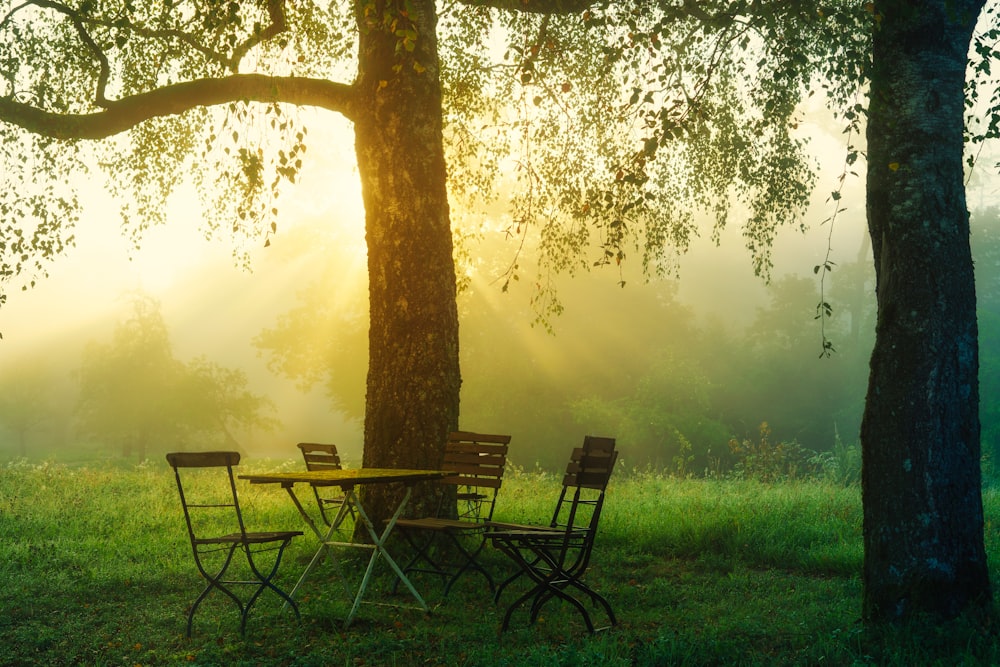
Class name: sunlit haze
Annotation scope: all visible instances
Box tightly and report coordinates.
[2,103,997,467]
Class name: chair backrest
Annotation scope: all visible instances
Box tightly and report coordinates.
[296,443,348,526]
[440,431,510,522]
[297,442,343,471]
[564,435,617,490]
[166,451,248,545]
[549,436,618,533]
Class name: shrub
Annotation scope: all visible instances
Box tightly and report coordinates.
[727,422,817,482]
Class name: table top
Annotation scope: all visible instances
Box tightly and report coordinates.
[239,468,449,488]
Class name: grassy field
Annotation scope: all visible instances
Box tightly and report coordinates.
[1,457,998,666]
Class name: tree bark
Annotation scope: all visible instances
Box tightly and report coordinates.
[862,0,990,622]
[351,0,461,525]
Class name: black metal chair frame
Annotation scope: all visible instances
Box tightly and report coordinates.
[297,442,356,527]
[488,436,618,633]
[392,431,510,595]
[166,451,303,636]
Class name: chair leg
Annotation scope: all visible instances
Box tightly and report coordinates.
[525,567,618,632]
[560,574,617,627]
[242,540,300,633]
[527,576,596,633]
[188,544,244,637]
[494,568,522,603]
[392,528,448,594]
[493,549,545,603]
[492,541,550,631]
[492,541,614,633]
[395,528,496,596]
[187,540,299,637]
[442,531,494,595]
[501,583,544,632]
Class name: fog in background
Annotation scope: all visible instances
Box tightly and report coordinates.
[2,108,998,475]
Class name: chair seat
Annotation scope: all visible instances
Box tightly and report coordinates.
[489,528,588,541]
[195,530,304,545]
[395,517,486,532]
[488,520,558,532]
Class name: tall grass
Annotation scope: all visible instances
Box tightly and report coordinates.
[0,457,997,665]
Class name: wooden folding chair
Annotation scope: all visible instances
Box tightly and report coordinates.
[487,436,618,633]
[297,442,355,526]
[392,431,510,595]
[166,451,303,636]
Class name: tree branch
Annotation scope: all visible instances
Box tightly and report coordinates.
[124,0,291,72]
[457,0,598,14]
[21,0,113,107]
[230,0,288,71]
[18,0,291,74]
[454,0,748,18]
[0,74,357,140]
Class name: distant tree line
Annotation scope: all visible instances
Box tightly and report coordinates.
[255,207,1000,483]
[252,215,874,476]
[0,293,276,460]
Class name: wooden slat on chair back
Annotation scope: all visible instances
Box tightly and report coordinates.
[440,431,510,521]
[441,432,510,489]
[440,432,509,487]
[297,443,343,471]
[167,451,241,468]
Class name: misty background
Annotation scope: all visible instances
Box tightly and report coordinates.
[2,109,999,478]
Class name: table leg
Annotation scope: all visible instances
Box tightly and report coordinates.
[278,481,432,627]
[345,485,429,626]
[283,485,355,603]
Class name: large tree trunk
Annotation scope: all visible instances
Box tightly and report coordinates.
[862,0,990,622]
[351,0,461,525]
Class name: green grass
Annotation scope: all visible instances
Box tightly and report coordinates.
[0,457,998,666]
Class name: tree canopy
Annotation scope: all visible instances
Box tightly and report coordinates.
[0,1,871,306]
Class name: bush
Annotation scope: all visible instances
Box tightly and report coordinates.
[727,422,818,482]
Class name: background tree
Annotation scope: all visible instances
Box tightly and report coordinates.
[740,274,870,450]
[76,293,186,459]
[76,293,277,457]
[0,358,58,457]
[253,226,369,423]
[179,356,280,450]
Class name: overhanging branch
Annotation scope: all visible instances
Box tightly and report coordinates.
[14,0,292,74]
[457,0,598,14]
[0,74,357,140]
[230,0,288,71]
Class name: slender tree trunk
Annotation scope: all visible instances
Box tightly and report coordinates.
[351,0,461,524]
[849,232,871,347]
[862,0,990,622]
